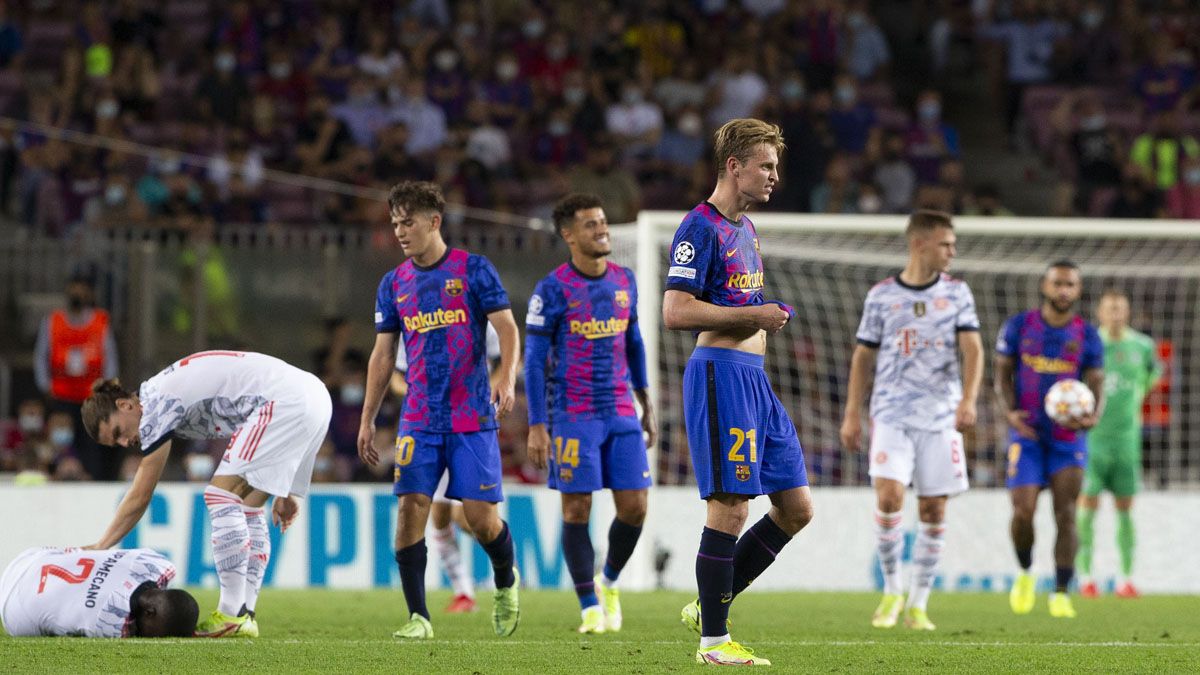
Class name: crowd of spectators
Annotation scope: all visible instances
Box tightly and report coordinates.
[0,0,1195,235]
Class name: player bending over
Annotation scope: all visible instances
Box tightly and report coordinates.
[995,261,1103,619]
[1,547,197,638]
[81,350,332,637]
[358,181,521,639]
[841,211,982,631]
[525,193,657,634]
[663,119,813,667]
[1077,289,1160,598]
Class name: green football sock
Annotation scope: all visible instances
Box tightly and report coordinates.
[1076,506,1096,577]
[1116,510,1135,578]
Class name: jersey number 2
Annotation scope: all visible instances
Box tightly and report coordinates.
[38,558,95,593]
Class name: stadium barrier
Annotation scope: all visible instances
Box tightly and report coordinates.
[2,484,1197,594]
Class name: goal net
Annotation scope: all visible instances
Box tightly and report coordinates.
[611,213,1200,489]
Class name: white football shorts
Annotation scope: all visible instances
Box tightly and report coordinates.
[868,421,969,497]
[215,373,332,498]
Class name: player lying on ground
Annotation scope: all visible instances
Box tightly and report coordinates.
[842,210,983,631]
[1,547,197,638]
[525,193,657,634]
[663,118,813,667]
[359,181,522,640]
[80,350,332,637]
[995,261,1104,619]
[1077,289,1160,599]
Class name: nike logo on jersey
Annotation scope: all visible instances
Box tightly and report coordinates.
[479,483,498,490]
[725,249,738,258]
[568,300,582,308]
[396,294,410,303]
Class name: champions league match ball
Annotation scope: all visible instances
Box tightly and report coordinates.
[1044,379,1096,426]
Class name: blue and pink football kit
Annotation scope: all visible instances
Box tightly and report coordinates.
[524,261,651,493]
[666,202,808,499]
[374,248,510,502]
[996,309,1103,488]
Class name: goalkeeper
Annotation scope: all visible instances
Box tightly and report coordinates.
[1077,289,1161,599]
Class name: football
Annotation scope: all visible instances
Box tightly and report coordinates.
[1044,379,1096,425]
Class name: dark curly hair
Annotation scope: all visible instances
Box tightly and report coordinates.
[551,193,604,235]
[81,378,135,443]
[387,181,445,217]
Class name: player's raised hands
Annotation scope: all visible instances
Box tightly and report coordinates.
[492,373,516,419]
[272,495,299,533]
[527,423,551,470]
[1006,409,1037,439]
[750,303,790,334]
[357,420,379,465]
[840,413,864,452]
[955,399,977,431]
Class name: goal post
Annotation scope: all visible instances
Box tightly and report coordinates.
[612,212,1200,489]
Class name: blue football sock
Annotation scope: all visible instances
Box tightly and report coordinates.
[732,515,792,597]
[481,521,516,589]
[603,517,643,583]
[562,522,598,608]
[696,527,737,638]
[395,540,429,620]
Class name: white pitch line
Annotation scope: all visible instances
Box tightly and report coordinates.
[60,639,1200,649]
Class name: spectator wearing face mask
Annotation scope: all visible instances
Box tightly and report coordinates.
[605,82,664,159]
[482,52,532,130]
[2,399,47,471]
[905,89,959,185]
[1165,156,1200,219]
[875,132,917,213]
[1048,93,1122,215]
[34,271,119,479]
[45,410,90,480]
[655,108,706,178]
[839,1,891,82]
[827,72,881,160]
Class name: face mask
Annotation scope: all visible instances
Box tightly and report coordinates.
[458,23,478,39]
[781,80,806,102]
[434,50,459,71]
[835,85,856,105]
[563,86,586,105]
[522,19,545,39]
[1080,114,1106,131]
[846,12,866,29]
[1185,168,1200,185]
[1081,10,1103,29]
[496,61,518,81]
[678,114,702,136]
[105,184,126,205]
[622,88,643,105]
[314,456,333,474]
[215,52,236,72]
[547,44,567,61]
[19,413,44,433]
[858,193,883,213]
[186,453,215,478]
[269,62,291,79]
[548,119,570,137]
[341,384,365,405]
[96,100,119,120]
[919,101,941,122]
[50,428,74,447]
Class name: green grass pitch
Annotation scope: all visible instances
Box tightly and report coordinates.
[3,589,1199,673]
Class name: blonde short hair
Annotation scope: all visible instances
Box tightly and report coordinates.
[713,118,785,178]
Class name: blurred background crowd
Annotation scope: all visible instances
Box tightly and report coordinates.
[1,0,1197,485]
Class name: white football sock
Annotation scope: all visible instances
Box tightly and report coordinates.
[432,524,474,599]
[701,633,731,648]
[907,521,946,610]
[205,485,249,616]
[243,505,271,614]
[875,510,904,595]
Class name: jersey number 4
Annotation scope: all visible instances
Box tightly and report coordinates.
[38,558,95,593]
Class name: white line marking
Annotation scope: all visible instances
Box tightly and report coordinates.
[50,639,1200,648]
